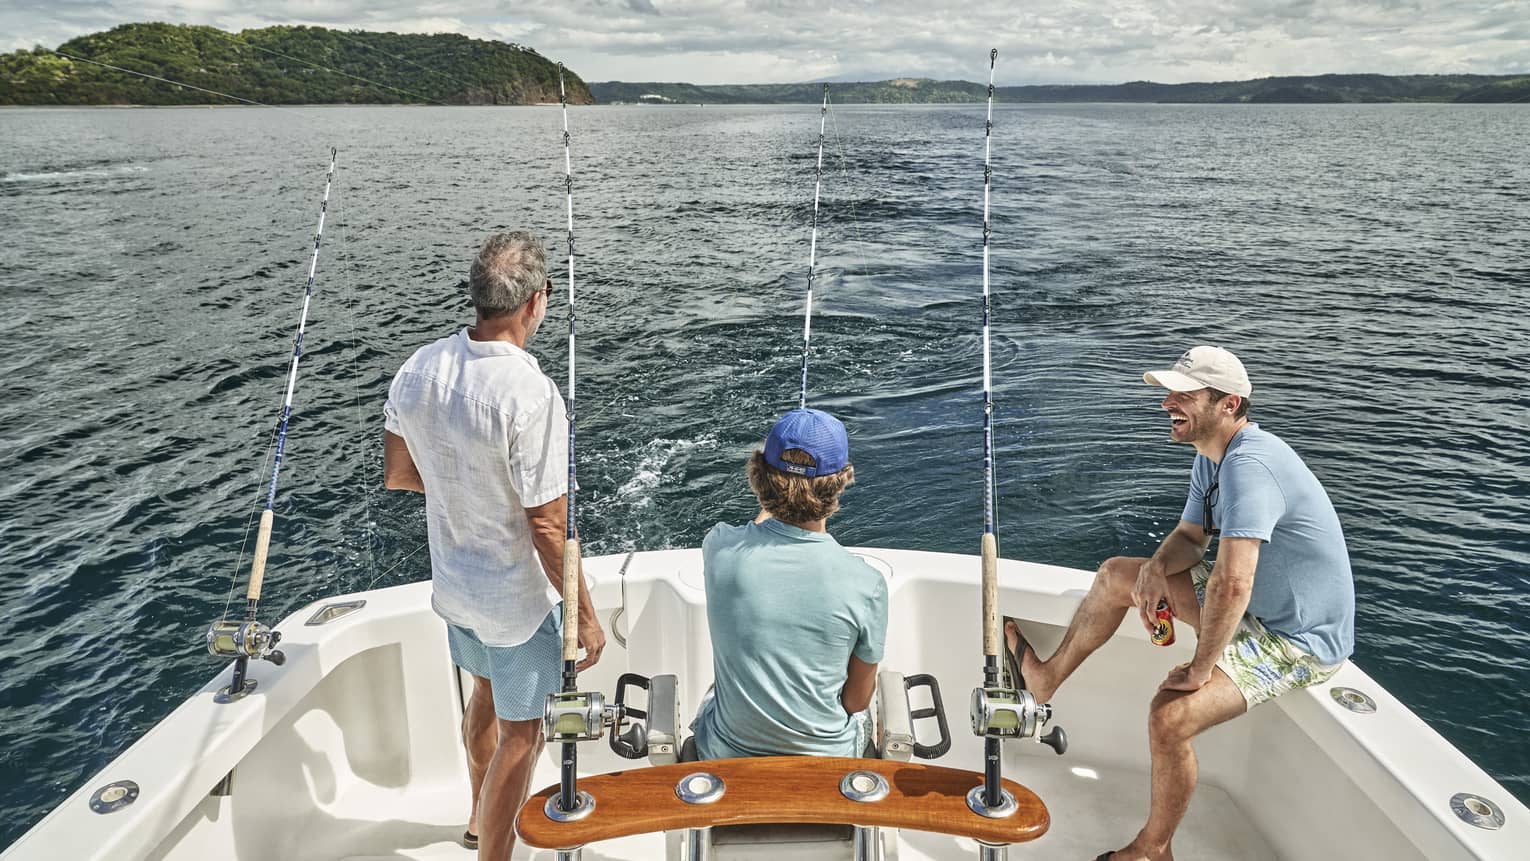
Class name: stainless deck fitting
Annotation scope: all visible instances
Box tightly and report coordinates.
[1330,686,1377,714]
[675,772,725,805]
[89,780,139,814]
[544,790,595,823]
[965,785,1018,819]
[840,769,891,803]
[1450,793,1505,829]
[305,599,365,625]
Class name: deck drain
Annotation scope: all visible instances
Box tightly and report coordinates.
[89,780,139,814]
[1450,793,1504,830]
[306,599,366,625]
[1329,686,1376,714]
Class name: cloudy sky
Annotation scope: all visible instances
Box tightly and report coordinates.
[4,0,1528,84]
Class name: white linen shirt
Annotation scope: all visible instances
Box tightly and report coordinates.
[384,328,567,647]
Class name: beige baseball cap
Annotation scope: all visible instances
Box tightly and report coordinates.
[1143,346,1252,398]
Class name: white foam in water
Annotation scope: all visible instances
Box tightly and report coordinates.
[616,436,712,508]
[2,165,146,183]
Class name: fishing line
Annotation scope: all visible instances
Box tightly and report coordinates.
[362,539,432,592]
[798,84,829,409]
[329,165,380,582]
[47,49,322,122]
[826,106,880,297]
[325,29,484,98]
[229,35,450,106]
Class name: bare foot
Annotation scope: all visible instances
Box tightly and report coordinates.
[1005,619,1055,703]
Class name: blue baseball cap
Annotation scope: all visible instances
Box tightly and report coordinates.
[764,408,850,477]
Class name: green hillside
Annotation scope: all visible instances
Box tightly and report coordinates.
[0,23,592,106]
[593,73,1530,105]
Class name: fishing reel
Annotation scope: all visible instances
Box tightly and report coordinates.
[543,690,626,743]
[970,685,1067,755]
[205,619,286,666]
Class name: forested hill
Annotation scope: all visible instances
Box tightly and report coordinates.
[593,73,1530,105]
[0,23,593,106]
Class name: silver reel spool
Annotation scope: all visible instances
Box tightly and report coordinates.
[205,619,285,664]
[544,690,624,742]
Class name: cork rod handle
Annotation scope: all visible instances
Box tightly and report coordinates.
[981,532,999,658]
[562,536,581,662]
[246,509,275,603]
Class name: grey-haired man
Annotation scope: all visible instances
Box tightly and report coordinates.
[383,232,605,860]
[1004,346,1355,861]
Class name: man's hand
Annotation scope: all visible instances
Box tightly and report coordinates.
[1131,558,1171,636]
[575,615,606,672]
[1159,661,1214,693]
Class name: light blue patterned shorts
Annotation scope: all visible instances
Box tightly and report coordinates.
[447,605,563,721]
[1190,562,1344,708]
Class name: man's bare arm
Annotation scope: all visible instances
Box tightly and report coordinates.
[1132,519,1212,632]
[526,495,607,671]
[1162,536,1259,692]
[383,431,425,493]
[841,654,879,714]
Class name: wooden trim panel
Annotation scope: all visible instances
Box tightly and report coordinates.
[516,756,1049,849]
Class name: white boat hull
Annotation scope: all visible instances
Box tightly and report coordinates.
[4,549,1522,860]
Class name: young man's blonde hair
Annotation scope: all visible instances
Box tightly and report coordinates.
[747,448,855,525]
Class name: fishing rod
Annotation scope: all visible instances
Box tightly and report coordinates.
[206,147,338,703]
[541,65,626,823]
[799,83,829,409]
[965,49,1065,818]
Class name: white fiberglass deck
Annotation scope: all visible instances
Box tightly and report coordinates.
[5,549,1523,861]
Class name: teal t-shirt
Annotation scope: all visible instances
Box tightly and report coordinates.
[1182,423,1356,665]
[693,518,889,759]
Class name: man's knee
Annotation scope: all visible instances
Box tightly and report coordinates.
[1095,556,1138,599]
[1147,691,1196,746]
[497,717,542,748]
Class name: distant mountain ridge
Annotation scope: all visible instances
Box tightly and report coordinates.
[0,22,593,106]
[593,73,1530,105]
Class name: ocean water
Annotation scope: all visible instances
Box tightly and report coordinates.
[0,102,1526,847]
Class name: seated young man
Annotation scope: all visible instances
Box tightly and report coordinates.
[691,408,890,759]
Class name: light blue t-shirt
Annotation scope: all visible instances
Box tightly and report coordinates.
[1182,423,1355,665]
[693,518,890,759]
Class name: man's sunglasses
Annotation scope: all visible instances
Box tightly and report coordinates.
[1202,480,1221,538]
[543,278,555,298]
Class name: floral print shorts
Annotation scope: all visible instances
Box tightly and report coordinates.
[1190,562,1344,708]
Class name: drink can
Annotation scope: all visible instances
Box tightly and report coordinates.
[1151,598,1175,646]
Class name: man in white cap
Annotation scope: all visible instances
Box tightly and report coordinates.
[1002,346,1355,861]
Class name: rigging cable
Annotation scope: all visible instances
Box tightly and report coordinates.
[798,83,829,409]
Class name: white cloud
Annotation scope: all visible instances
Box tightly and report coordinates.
[2,0,1526,82]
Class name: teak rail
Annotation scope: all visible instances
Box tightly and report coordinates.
[516,756,1049,850]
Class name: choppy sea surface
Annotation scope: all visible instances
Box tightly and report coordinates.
[0,102,1526,846]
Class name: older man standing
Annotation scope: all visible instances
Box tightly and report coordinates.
[1005,346,1355,861]
[383,232,604,860]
